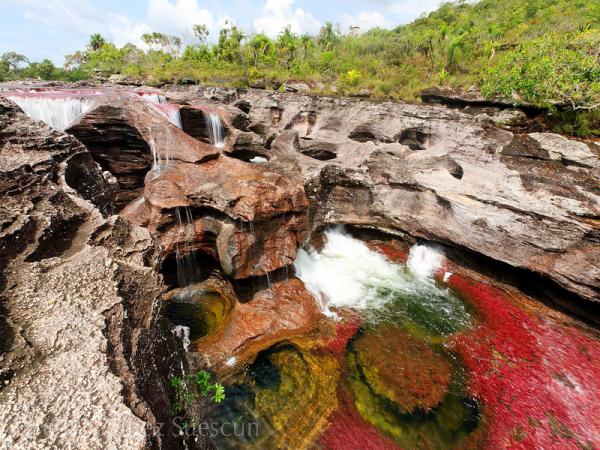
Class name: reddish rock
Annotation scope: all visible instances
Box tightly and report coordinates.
[194,278,321,371]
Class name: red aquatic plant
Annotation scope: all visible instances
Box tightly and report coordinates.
[368,241,408,264]
[320,314,361,355]
[320,386,403,450]
[448,275,600,449]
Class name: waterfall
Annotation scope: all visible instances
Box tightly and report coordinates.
[6,96,95,131]
[140,92,167,104]
[148,137,172,174]
[174,207,199,287]
[293,228,468,332]
[407,243,444,278]
[205,113,225,148]
[137,91,182,128]
[173,325,191,351]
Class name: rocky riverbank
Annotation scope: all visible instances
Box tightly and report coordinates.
[0,81,598,449]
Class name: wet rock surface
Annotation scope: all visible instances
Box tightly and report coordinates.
[1,81,599,449]
[0,96,202,449]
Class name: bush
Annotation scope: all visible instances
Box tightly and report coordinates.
[482,31,600,110]
[170,369,225,417]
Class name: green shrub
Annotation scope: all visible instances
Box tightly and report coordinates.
[169,369,225,416]
[482,31,600,110]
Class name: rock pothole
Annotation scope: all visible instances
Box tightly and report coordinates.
[397,128,432,150]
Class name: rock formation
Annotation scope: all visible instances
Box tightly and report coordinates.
[0,95,203,449]
[199,87,598,314]
[0,81,598,448]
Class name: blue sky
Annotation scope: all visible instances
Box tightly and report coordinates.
[0,0,446,65]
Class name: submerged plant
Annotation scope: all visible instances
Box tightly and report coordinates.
[170,369,225,416]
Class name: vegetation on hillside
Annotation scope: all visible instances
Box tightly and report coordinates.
[1,0,598,134]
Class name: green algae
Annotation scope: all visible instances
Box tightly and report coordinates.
[347,326,480,449]
[212,344,339,449]
[164,291,228,341]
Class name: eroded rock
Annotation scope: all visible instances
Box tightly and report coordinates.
[0,96,195,449]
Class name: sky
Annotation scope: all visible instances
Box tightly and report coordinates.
[0,0,446,65]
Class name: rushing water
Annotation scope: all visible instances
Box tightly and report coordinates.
[206,113,225,148]
[294,228,470,335]
[137,91,182,128]
[208,228,478,449]
[6,95,95,130]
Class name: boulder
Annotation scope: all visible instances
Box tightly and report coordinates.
[528,132,600,169]
[194,278,322,371]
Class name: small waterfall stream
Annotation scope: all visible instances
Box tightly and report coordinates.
[148,136,173,174]
[174,207,199,288]
[137,91,182,128]
[205,113,225,148]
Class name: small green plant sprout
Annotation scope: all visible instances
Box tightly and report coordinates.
[438,68,449,82]
[169,369,225,416]
[213,383,226,403]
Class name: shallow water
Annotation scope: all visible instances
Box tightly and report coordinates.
[200,228,600,449]
[208,229,480,449]
[164,291,228,341]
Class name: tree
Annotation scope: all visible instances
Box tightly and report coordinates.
[193,24,209,44]
[216,23,246,63]
[277,26,298,68]
[248,33,272,66]
[142,32,182,54]
[21,59,57,80]
[64,50,87,70]
[1,52,29,71]
[299,33,314,61]
[89,34,106,51]
[318,22,339,50]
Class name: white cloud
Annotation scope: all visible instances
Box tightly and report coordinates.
[388,0,447,20]
[253,0,320,37]
[339,10,390,34]
[146,0,214,38]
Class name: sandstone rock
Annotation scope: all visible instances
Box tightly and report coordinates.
[284,82,311,93]
[0,96,197,449]
[420,86,517,109]
[351,89,371,98]
[491,108,528,127]
[194,278,322,372]
[213,88,599,310]
[528,132,600,169]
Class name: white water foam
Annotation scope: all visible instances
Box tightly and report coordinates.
[157,104,182,128]
[137,92,182,128]
[407,244,444,278]
[7,96,95,131]
[140,93,167,104]
[173,325,191,351]
[294,227,446,318]
[206,113,225,148]
[249,156,268,164]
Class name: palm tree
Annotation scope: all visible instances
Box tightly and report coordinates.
[318,22,338,50]
[300,33,313,60]
[249,34,272,66]
[89,34,106,51]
